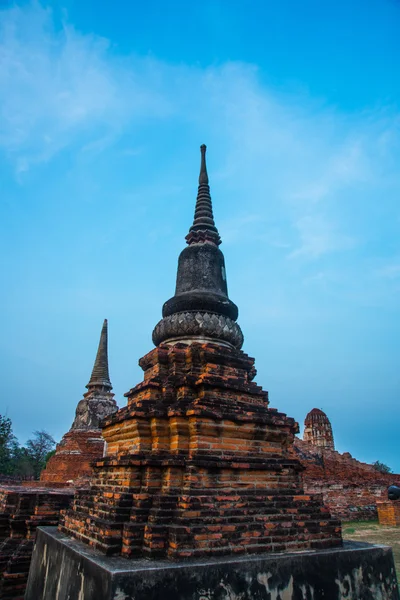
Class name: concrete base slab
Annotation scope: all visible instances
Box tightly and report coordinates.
[25,527,399,600]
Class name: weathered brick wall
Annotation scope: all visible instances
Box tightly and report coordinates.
[377,501,400,526]
[293,438,399,521]
[303,481,385,521]
[0,485,73,599]
[40,430,105,484]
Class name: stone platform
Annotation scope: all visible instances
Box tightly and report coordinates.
[26,527,399,600]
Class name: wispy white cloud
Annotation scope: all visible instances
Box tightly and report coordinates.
[0,3,170,171]
[290,139,369,204]
[288,214,356,259]
[2,1,400,473]
[302,271,327,285]
[376,263,400,279]
[219,213,263,244]
[1,0,400,272]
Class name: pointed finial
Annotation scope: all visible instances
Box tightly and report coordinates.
[186,144,221,246]
[152,145,243,349]
[199,144,209,185]
[86,319,112,392]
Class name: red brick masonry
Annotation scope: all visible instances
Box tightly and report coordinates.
[377,501,400,526]
[293,438,399,520]
[0,485,73,599]
[40,430,105,485]
[61,342,342,559]
[40,318,117,486]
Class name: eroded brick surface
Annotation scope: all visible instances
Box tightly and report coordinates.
[40,430,105,485]
[303,408,334,450]
[40,319,117,485]
[60,342,342,559]
[377,501,400,526]
[294,437,399,520]
[0,486,73,599]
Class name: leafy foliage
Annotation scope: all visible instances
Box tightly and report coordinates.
[25,431,56,479]
[0,415,18,475]
[0,415,56,479]
[372,460,392,474]
[45,449,56,464]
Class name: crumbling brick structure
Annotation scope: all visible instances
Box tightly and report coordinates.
[0,486,73,599]
[303,408,334,450]
[60,145,341,559]
[0,320,118,599]
[295,430,399,520]
[377,501,400,526]
[41,319,118,485]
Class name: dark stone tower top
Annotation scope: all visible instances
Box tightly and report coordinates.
[185,144,221,246]
[152,145,244,349]
[86,319,112,393]
[303,408,335,451]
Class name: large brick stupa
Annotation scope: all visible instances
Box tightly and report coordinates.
[59,145,342,559]
[26,146,400,600]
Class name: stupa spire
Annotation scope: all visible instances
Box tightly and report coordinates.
[186,144,221,246]
[152,145,243,349]
[199,143,208,184]
[86,319,112,392]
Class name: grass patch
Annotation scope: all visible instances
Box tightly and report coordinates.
[342,520,400,577]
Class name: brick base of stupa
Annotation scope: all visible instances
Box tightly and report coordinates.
[40,429,105,485]
[59,342,341,559]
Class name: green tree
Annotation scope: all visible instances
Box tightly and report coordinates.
[372,460,392,474]
[44,449,56,465]
[0,415,18,476]
[24,430,56,479]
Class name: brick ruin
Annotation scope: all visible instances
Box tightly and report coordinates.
[41,319,118,485]
[377,501,400,527]
[0,485,73,599]
[0,319,117,599]
[303,407,334,450]
[1,163,398,597]
[294,408,399,521]
[60,145,342,560]
[4,146,398,597]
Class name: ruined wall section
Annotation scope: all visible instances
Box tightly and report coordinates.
[0,485,73,599]
[40,429,106,485]
[293,437,399,520]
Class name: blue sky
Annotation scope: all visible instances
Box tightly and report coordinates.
[1,0,400,471]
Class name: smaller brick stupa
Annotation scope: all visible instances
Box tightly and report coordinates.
[303,407,335,451]
[41,319,118,485]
